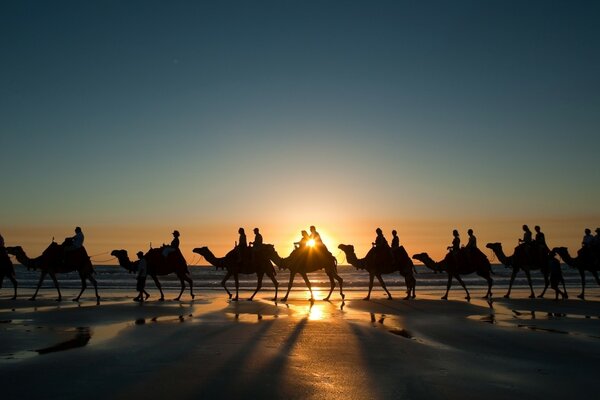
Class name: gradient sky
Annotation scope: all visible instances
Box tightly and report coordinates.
[1,0,599,263]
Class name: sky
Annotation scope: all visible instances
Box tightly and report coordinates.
[1,0,599,264]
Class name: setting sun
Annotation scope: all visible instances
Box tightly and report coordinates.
[307,239,316,247]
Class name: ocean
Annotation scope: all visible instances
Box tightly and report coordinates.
[6,263,589,293]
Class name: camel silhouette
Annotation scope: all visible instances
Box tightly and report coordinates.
[111,248,194,301]
[192,245,279,301]
[486,242,549,299]
[0,247,17,299]
[412,248,493,300]
[270,246,344,302]
[552,246,599,299]
[6,242,99,303]
[338,244,416,300]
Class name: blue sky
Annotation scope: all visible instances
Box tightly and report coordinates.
[1,1,599,259]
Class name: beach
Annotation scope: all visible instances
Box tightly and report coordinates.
[1,285,599,400]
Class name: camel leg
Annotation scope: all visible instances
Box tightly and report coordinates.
[376,274,393,300]
[577,268,586,299]
[73,271,87,302]
[185,273,195,299]
[174,277,185,301]
[407,274,416,299]
[454,274,470,300]
[30,271,47,300]
[441,274,452,300]
[477,271,493,299]
[504,267,519,298]
[151,275,165,301]
[592,270,600,287]
[221,271,233,299]
[49,272,62,301]
[88,274,100,304]
[281,271,297,302]
[323,273,335,301]
[9,274,18,300]
[538,271,550,298]
[364,274,375,301]
[335,271,344,300]
[300,273,314,301]
[267,271,278,301]
[524,269,535,298]
[233,273,239,301]
[249,272,264,301]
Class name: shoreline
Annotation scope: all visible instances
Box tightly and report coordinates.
[1,288,599,399]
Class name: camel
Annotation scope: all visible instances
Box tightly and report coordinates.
[338,244,416,300]
[412,248,493,300]
[0,247,17,299]
[486,242,549,299]
[270,246,344,302]
[6,241,99,303]
[111,247,194,301]
[192,245,279,301]
[552,246,599,299]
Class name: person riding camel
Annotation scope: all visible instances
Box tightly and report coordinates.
[391,230,399,249]
[534,225,549,252]
[516,224,534,260]
[447,229,461,266]
[249,228,263,263]
[64,227,84,262]
[464,229,477,265]
[372,228,390,249]
[309,226,323,247]
[162,230,180,257]
[294,230,310,250]
[236,228,247,263]
[582,228,594,248]
[447,230,460,252]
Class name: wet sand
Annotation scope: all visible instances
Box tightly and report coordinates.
[1,287,600,399]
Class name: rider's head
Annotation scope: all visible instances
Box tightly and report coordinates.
[534,225,541,232]
[467,229,473,235]
[309,225,316,232]
[75,227,82,233]
[376,228,382,235]
[253,228,259,234]
[585,228,591,235]
[238,227,244,234]
[301,230,308,238]
[136,251,144,259]
[172,230,180,237]
[453,229,459,237]
[522,225,530,232]
[392,230,397,236]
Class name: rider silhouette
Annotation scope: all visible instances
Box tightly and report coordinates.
[162,230,180,257]
[294,230,309,249]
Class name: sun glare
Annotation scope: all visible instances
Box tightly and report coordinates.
[307,239,316,247]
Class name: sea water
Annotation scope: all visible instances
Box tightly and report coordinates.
[8,264,587,292]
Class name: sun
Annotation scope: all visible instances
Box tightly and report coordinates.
[307,239,316,247]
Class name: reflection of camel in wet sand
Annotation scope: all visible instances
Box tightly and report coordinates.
[193,246,279,301]
[6,242,99,303]
[1,247,17,299]
[270,247,344,302]
[412,249,493,300]
[553,247,599,299]
[111,248,194,301]
[486,242,549,299]
[338,244,416,300]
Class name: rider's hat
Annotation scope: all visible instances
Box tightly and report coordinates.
[173,230,180,236]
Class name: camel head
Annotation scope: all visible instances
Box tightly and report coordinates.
[337,244,354,253]
[411,252,429,264]
[411,252,440,272]
[110,249,129,259]
[337,244,361,269]
[485,242,502,251]
[5,246,23,257]
[192,247,211,257]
